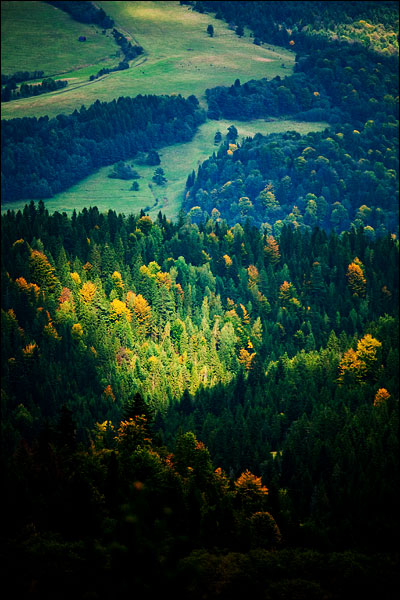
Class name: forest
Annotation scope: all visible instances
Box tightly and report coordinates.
[1,202,398,597]
[1,93,204,202]
[1,1,399,598]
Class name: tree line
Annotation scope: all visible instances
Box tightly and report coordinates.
[45,0,114,29]
[1,94,205,202]
[1,77,68,103]
[188,1,398,55]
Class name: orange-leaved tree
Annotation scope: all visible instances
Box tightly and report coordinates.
[373,387,391,407]
[346,257,366,297]
[264,235,281,266]
[127,292,151,332]
[234,469,269,512]
[338,334,382,385]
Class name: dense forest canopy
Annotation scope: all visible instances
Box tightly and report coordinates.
[1,1,399,598]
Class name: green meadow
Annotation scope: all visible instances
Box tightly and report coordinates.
[1,1,327,220]
[1,1,117,77]
[1,119,329,219]
[1,0,295,120]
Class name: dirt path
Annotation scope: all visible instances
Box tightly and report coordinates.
[4,54,148,107]
[92,1,144,48]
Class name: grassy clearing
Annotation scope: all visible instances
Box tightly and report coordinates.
[1,0,295,120]
[1,119,329,219]
[1,1,117,77]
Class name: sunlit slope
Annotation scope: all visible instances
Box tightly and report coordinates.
[1,0,295,119]
[1,1,117,76]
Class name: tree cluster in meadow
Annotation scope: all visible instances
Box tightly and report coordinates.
[1,94,205,202]
[1,77,68,103]
[205,43,398,126]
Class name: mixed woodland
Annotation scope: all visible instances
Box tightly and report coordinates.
[1,1,399,598]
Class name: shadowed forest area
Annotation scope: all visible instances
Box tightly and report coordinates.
[1,1,399,597]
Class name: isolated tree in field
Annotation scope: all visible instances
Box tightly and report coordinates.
[152,167,167,186]
[146,150,161,165]
[207,24,214,37]
[108,161,140,180]
[227,125,238,141]
[214,131,222,145]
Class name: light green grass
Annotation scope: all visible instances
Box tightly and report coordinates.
[1,0,295,120]
[1,119,329,219]
[1,1,117,77]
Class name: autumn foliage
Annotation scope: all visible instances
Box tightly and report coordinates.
[347,258,367,297]
[80,281,97,303]
[127,292,151,330]
[109,299,132,322]
[338,334,382,385]
[264,235,281,265]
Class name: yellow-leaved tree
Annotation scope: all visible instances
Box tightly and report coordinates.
[29,249,60,294]
[109,299,132,322]
[338,334,382,385]
[127,292,151,332]
[279,281,301,309]
[80,281,97,304]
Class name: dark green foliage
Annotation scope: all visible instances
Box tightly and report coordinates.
[45,1,114,29]
[1,70,45,86]
[152,167,167,185]
[1,95,206,202]
[195,0,398,238]
[108,161,140,180]
[111,27,144,62]
[1,1,399,595]
[2,207,398,553]
[1,77,68,102]
[183,120,398,234]
[194,1,398,54]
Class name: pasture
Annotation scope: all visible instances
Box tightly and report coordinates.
[1,1,117,77]
[1,0,295,119]
[1,119,329,219]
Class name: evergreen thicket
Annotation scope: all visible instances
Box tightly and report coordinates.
[1,0,399,596]
[1,202,398,596]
